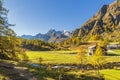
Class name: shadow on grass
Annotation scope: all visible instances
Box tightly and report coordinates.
[106,53,120,56]
[0,60,106,80]
[27,65,104,80]
[0,60,37,80]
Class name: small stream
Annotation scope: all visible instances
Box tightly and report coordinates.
[31,63,78,69]
[32,64,39,67]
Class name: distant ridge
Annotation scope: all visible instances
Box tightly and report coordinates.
[21,29,72,43]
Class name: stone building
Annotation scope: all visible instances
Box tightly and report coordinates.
[88,45,96,56]
[88,43,120,56]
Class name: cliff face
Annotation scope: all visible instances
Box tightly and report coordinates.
[73,1,120,41]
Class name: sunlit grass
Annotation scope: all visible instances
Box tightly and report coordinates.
[105,49,120,63]
[107,49,120,55]
[26,49,120,64]
[112,49,120,54]
[26,51,77,64]
[67,69,120,80]
[100,69,120,80]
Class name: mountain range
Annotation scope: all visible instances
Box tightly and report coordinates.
[22,1,120,43]
[21,29,72,43]
[72,1,120,41]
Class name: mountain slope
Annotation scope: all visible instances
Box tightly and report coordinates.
[73,1,120,41]
[21,29,72,43]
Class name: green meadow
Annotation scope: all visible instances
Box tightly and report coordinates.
[26,50,120,64]
[26,51,77,64]
[100,69,120,80]
[25,50,120,79]
[66,69,120,80]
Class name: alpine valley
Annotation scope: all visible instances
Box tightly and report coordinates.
[1,1,120,80]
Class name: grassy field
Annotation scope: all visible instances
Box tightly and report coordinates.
[100,69,120,80]
[67,69,120,80]
[26,51,77,64]
[26,49,120,64]
[107,49,120,55]
[8,50,120,80]
[105,49,120,63]
[113,49,120,53]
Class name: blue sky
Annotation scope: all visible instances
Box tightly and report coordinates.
[4,0,114,36]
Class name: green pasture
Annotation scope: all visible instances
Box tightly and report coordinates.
[67,69,120,80]
[25,50,120,80]
[26,51,77,64]
[26,49,120,64]
[105,49,120,62]
[100,69,120,80]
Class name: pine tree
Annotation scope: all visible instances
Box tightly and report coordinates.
[0,0,28,60]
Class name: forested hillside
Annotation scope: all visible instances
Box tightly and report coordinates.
[21,39,56,51]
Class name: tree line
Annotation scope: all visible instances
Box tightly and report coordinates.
[21,39,56,51]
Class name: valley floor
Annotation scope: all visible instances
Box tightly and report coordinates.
[0,60,119,80]
[26,50,120,64]
[0,49,120,80]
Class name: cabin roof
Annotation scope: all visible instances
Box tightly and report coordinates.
[88,45,96,49]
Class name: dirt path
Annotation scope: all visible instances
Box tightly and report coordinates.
[0,61,38,80]
[11,66,37,80]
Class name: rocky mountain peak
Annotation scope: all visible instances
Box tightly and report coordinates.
[21,29,72,43]
[72,1,120,41]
